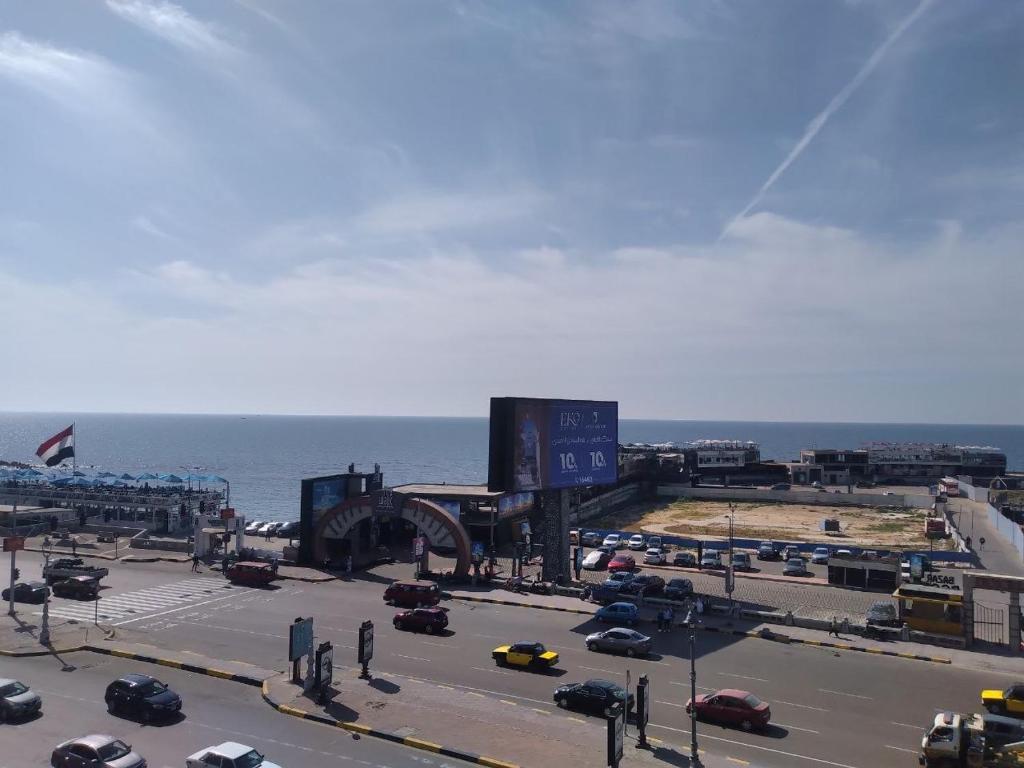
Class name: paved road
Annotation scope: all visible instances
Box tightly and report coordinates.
[0,652,478,768]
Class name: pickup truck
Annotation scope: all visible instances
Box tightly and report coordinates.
[42,558,108,586]
[921,711,1024,767]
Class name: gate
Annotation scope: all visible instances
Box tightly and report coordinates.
[974,602,1007,645]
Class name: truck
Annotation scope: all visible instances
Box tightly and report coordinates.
[42,558,108,586]
[920,711,1024,767]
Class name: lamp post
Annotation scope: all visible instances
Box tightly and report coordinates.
[727,503,735,612]
[684,609,700,765]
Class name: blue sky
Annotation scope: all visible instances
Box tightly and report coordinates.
[1,1,1021,423]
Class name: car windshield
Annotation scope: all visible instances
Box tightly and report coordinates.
[97,740,131,760]
[139,680,168,696]
[744,694,763,708]
[0,682,28,697]
[235,748,265,768]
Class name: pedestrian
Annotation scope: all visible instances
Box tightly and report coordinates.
[666,605,675,631]
[71,538,77,556]
[696,596,704,615]
[829,616,839,638]
[696,541,703,569]
[191,552,200,573]
[264,527,271,542]
[656,609,665,632]
[346,554,353,578]
[965,536,972,550]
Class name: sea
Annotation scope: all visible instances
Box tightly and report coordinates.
[1,413,1021,523]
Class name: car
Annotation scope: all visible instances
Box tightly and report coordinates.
[643,547,666,565]
[225,561,277,587]
[700,551,722,569]
[591,581,628,605]
[596,544,616,556]
[602,533,624,549]
[393,607,448,634]
[861,549,880,560]
[770,483,791,491]
[835,548,852,557]
[244,520,264,534]
[51,575,100,600]
[604,571,636,585]
[782,545,801,561]
[672,551,697,567]
[982,684,1024,716]
[585,628,652,657]
[582,550,612,570]
[581,532,602,547]
[492,641,559,670]
[686,689,771,731]
[186,741,282,768]
[0,678,41,721]
[104,674,181,721]
[783,557,808,576]
[256,522,275,536]
[51,735,146,768]
[731,552,752,571]
[811,481,823,489]
[757,541,780,561]
[865,601,900,627]
[595,602,639,625]
[647,535,663,551]
[554,679,634,717]
[2,581,49,604]
[664,578,694,600]
[811,547,830,565]
[383,579,441,608]
[627,534,646,551]
[619,574,665,597]
[607,554,636,573]
[276,521,299,537]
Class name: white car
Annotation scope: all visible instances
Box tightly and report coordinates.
[256,522,276,536]
[244,520,264,534]
[700,550,722,569]
[811,547,830,565]
[602,533,623,549]
[647,535,663,551]
[643,547,666,565]
[187,741,282,768]
[582,550,610,570]
[627,534,646,551]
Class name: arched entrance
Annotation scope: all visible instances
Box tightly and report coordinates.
[312,495,472,576]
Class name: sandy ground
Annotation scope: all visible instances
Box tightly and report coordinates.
[591,498,952,549]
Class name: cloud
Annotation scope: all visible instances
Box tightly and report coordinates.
[353,190,547,237]
[721,0,934,237]
[133,215,180,243]
[105,0,239,59]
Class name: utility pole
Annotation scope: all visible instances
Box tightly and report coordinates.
[727,503,735,612]
[684,609,700,766]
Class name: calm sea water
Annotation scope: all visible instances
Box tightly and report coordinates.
[1,413,1021,522]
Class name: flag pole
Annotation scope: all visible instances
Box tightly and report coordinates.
[72,421,77,474]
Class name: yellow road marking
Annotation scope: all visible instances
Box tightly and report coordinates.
[478,758,521,768]
[500,699,518,706]
[531,708,551,715]
[727,757,750,765]
[567,716,586,724]
[403,736,442,752]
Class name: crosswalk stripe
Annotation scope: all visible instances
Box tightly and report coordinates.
[39,577,242,623]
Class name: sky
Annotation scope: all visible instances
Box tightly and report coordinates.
[0,1,1021,424]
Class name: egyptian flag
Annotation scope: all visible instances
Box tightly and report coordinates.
[36,425,74,467]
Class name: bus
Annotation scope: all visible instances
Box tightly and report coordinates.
[939,477,960,497]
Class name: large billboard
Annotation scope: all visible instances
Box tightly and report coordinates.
[488,397,618,492]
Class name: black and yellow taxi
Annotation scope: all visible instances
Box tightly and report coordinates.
[492,641,559,671]
[982,683,1024,716]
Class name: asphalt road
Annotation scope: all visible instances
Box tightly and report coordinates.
[0,652,478,768]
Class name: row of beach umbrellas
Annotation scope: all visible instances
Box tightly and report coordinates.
[0,467,227,487]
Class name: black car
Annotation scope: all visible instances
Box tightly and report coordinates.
[619,574,665,597]
[554,679,634,717]
[1,581,49,604]
[664,578,694,600]
[51,576,99,600]
[672,552,697,567]
[105,674,182,721]
[757,541,781,561]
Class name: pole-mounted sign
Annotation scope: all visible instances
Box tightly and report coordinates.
[606,702,624,768]
[358,619,374,678]
[636,674,651,748]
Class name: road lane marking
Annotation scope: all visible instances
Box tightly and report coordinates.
[421,641,448,648]
[393,654,430,662]
[656,700,686,708]
[727,759,750,766]
[774,699,829,712]
[567,716,587,724]
[499,699,518,706]
[580,665,617,674]
[716,672,769,683]
[381,671,556,708]
[774,721,820,734]
[818,688,872,700]
[885,745,918,754]
[891,721,921,729]
[670,681,715,691]
[472,633,505,640]
[471,666,511,676]
[649,723,861,768]
[531,707,551,715]
[112,588,252,626]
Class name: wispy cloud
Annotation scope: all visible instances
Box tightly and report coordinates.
[354,190,547,236]
[105,0,239,59]
[720,0,933,238]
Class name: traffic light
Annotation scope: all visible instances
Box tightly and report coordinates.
[12,568,20,580]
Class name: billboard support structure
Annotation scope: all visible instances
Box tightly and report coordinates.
[542,489,571,584]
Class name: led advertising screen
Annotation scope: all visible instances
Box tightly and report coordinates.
[488,397,618,492]
[311,478,345,511]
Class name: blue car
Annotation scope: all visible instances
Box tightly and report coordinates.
[595,602,639,626]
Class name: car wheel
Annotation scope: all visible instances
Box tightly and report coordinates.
[626,648,636,657]
[740,719,753,732]
[106,699,117,714]
[425,624,434,635]
[557,698,567,709]
[587,642,598,652]
[987,703,1004,715]
[604,706,613,717]
[495,656,506,667]
[394,621,403,630]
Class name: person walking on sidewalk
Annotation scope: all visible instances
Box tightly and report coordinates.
[829,616,839,638]
[191,552,200,572]
[666,605,675,632]
[656,609,665,632]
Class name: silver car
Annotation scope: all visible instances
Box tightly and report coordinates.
[50,734,146,768]
[783,557,808,576]
[0,678,41,720]
[585,628,652,657]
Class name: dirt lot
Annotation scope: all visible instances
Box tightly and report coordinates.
[590,498,952,549]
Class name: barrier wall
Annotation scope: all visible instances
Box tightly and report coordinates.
[955,479,1023,560]
[571,484,641,525]
[656,484,934,509]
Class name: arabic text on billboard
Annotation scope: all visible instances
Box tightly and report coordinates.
[312,479,344,511]
[512,400,617,492]
[498,492,534,517]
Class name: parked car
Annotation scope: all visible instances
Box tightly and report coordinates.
[811,547,830,565]
[51,735,146,768]
[585,628,652,657]
[104,674,181,721]
[619,574,665,597]
[643,547,667,565]
[835,548,853,557]
[782,545,801,561]
[581,532,602,547]
[783,558,808,576]
[383,580,441,608]
[647,535,663,551]
[244,520,264,534]
[865,601,900,627]
[582,550,613,571]
[861,550,880,560]
[0,678,41,721]
[186,742,282,768]
[770,483,791,491]
[732,552,752,571]
[595,602,639,626]
[554,679,634,717]
[602,533,623,549]
[256,522,276,536]
[686,689,771,731]
[591,581,628,605]
[393,607,448,634]
[757,541,780,561]
[492,641,559,670]
[276,521,299,537]
[982,683,1024,716]
[627,534,646,551]
[605,571,635,586]
[664,578,694,600]
[2,581,49,604]
[51,575,99,600]
[607,554,636,573]
[811,481,823,489]
[700,551,722,569]
[672,551,697,567]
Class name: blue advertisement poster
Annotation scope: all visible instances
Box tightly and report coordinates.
[312,478,344,511]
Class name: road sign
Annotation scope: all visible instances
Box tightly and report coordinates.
[220,507,235,520]
[315,641,333,690]
[358,620,374,665]
[2,537,25,553]
[606,702,624,767]
[413,537,426,558]
[472,541,485,563]
[288,617,313,662]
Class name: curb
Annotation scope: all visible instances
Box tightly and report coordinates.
[277,573,336,584]
[448,593,952,665]
[0,643,86,657]
[260,679,520,768]
[85,646,267,685]
[25,546,118,561]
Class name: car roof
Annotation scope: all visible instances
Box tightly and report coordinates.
[585,678,623,690]
[210,742,254,758]
[0,678,19,686]
[75,734,119,748]
[120,674,156,685]
[716,688,752,698]
[26,581,48,588]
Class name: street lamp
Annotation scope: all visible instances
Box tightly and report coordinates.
[727,503,735,612]
[683,609,700,766]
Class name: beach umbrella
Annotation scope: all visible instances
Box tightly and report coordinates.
[72,470,87,477]
[120,473,136,481]
[203,474,228,484]
[136,472,159,481]
[158,473,184,483]
[97,471,117,478]
[68,477,94,486]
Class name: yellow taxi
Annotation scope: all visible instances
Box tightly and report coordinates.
[492,641,559,671]
[982,683,1024,715]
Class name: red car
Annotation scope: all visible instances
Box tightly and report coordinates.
[607,554,636,573]
[393,607,449,634]
[686,689,771,731]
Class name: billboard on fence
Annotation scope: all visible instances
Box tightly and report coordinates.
[488,397,618,492]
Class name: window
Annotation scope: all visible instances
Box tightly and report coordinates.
[70,745,96,759]
[202,755,223,767]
